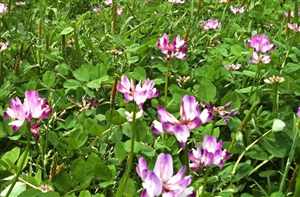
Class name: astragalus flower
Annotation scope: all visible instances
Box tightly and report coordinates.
[4,91,51,139]
[117,75,158,107]
[251,51,271,64]
[168,0,185,4]
[152,96,212,146]
[136,153,194,197]
[189,136,230,170]
[201,19,221,31]
[0,41,8,52]
[104,0,112,5]
[287,23,300,32]
[0,3,7,14]
[224,63,242,71]
[248,34,273,53]
[230,6,245,14]
[157,33,188,60]
[264,75,285,84]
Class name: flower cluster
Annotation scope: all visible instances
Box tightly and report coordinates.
[0,3,7,14]
[4,91,51,140]
[230,6,245,15]
[117,75,159,108]
[287,23,300,33]
[201,19,221,31]
[189,136,230,170]
[152,95,212,146]
[157,33,188,60]
[168,0,185,4]
[136,153,194,197]
[248,34,274,64]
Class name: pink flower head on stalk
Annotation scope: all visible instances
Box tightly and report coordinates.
[189,136,230,170]
[136,153,194,197]
[0,3,7,14]
[230,6,245,14]
[201,19,221,31]
[157,33,188,60]
[117,75,159,108]
[251,51,271,64]
[168,0,185,4]
[152,95,212,146]
[4,90,51,139]
[248,34,274,53]
[287,23,300,32]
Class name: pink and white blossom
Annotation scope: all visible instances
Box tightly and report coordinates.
[0,41,8,52]
[201,19,221,31]
[297,107,300,118]
[251,51,271,64]
[230,6,245,14]
[189,136,230,170]
[4,90,51,139]
[104,0,112,6]
[152,95,212,146]
[248,34,273,53]
[0,3,7,14]
[136,153,194,197]
[168,0,185,4]
[287,23,300,32]
[117,75,159,107]
[157,33,188,60]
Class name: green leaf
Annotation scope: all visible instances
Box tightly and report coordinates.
[1,147,20,168]
[79,191,91,197]
[194,79,216,102]
[86,76,109,89]
[42,71,56,88]
[60,27,74,35]
[73,66,90,82]
[131,67,146,80]
[63,79,81,90]
[1,182,26,197]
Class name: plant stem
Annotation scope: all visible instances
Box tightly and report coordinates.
[272,83,279,115]
[279,115,299,192]
[116,105,137,196]
[112,0,117,34]
[164,61,170,105]
[5,138,30,197]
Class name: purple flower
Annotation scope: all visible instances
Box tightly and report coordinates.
[157,33,188,60]
[117,75,159,107]
[189,136,230,170]
[136,153,194,197]
[230,6,245,14]
[287,23,300,32]
[297,107,300,118]
[0,3,7,14]
[4,90,51,138]
[251,51,271,64]
[152,95,212,146]
[201,19,221,31]
[248,34,273,53]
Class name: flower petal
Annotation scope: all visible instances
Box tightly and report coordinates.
[153,153,173,182]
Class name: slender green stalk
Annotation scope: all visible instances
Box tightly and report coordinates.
[112,0,117,34]
[164,61,171,105]
[231,129,272,176]
[272,83,279,115]
[116,105,137,196]
[5,138,30,197]
[279,115,299,192]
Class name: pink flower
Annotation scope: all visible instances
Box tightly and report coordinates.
[168,0,185,4]
[136,153,194,197]
[230,6,245,14]
[104,0,112,6]
[251,51,271,64]
[117,75,159,107]
[287,23,300,32]
[0,41,8,52]
[297,107,300,118]
[157,33,188,60]
[248,34,274,53]
[201,19,221,30]
[152,95,212,146]
[4,90,51,132]
[0,3,7,14]
[189,136,230,170]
